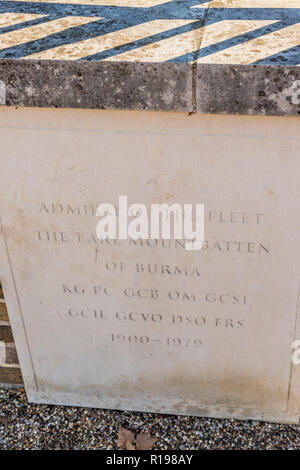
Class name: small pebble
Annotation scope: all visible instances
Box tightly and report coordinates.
[0,388,299,450]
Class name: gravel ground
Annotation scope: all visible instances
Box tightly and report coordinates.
[0,388,299,450]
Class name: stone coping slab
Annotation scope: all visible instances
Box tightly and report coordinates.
[0,1,300,115]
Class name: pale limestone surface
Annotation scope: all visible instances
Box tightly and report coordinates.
[0,0,299,65]
[0,107,299,423]
[1,2,300,116]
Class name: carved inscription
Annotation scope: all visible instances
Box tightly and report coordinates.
[30,201,270,350]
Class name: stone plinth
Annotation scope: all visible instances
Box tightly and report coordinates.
[0,1,300,422]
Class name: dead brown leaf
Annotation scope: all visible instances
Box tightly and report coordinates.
[0,416,9,426]
[117,425,135,450]
[126,441,136,450]
[134,431,157,450]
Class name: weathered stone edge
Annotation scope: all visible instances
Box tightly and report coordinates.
[197,64,300,117]
[1,59,300,116]
[0,59,193,112]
